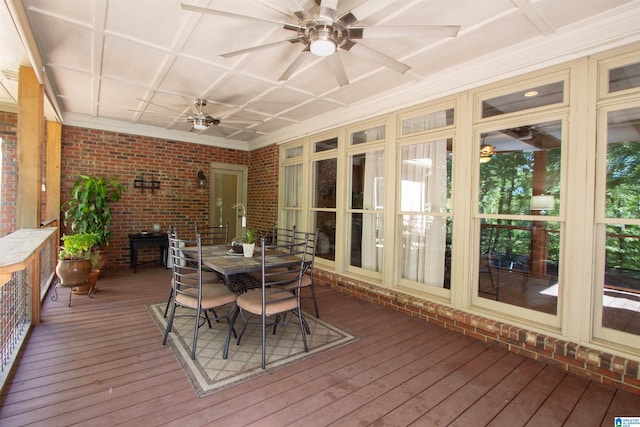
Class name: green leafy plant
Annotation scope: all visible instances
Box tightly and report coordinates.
[63,175,126,247]
[245,228,256,244]
[59,233,100,260]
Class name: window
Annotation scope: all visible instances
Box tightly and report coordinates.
[312,136,338,261]
[595,105,640,339]
[481,81,564,118]
[348,150,384,272]
[398,138,452,289]
[476,119,563,314]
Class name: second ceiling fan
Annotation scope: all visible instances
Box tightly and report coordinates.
[182,0,461,86]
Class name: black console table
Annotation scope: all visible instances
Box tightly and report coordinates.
[128,233,168,273]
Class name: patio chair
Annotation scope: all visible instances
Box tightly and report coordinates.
[163,232,237,360]
[163,227,222,317]
[271,228,320,318]
[271,224,296,249]
[233,235,310,369]
[195,222,229,246]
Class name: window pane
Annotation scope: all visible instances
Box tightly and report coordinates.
[401,139,451,213]
[479,120,562,216]
[482,81,564,118]
[281,209,300,231]
[314,211,336,261]
[350,213,383,271]
[609,62,640,93]
[283,164,301,208]
[402,108,454,135]
[314,137,338,153]
[349,150,384,273]
[400,215,451,288]
[351,125,385,145]
[605,107,640,220]
[285,146,303,158]
[603,224,640,335]
[478,219,559,314]
[313,158,337,208]
[350,150,384,210]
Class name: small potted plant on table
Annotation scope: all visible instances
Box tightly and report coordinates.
[243,228,256,257]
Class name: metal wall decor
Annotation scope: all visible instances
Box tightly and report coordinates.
[134,173,161,194]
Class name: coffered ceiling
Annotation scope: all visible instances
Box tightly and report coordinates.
[1,0,639,150]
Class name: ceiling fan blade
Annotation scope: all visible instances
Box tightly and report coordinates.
[338,0,389,27]
[181,3,287,26]
[343,42,411,74]
[251,0,293,19]
[326,52,349,87]
[318,0,338,22]
[351,25,461,39]
[135,98,184,114]
[128,109,189,119]
[279,47,311,81]
[221,36,303,58]
[292,0,315,21]
[183,96,202,116]
[221,119,263,125]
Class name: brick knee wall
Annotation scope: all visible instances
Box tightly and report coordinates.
[315,269,640,395]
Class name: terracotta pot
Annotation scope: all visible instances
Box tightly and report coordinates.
[56,259,92,287]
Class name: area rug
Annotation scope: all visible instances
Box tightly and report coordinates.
[147,303,358,397]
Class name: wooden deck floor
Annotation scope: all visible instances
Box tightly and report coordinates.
[1,266,639,426]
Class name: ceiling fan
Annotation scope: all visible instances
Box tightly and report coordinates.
[132,97,261,133]
[181,0,461,86]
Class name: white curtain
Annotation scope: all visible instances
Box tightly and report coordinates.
[401,138,448,286]
[361,150,385,271]
[283,164,301,230]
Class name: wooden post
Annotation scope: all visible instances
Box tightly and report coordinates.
[16,67,43,229]
[45,121,62,224]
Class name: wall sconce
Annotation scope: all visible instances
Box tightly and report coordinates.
[197,170,207,187]
[530,194,554,215]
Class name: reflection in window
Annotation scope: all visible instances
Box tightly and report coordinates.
[314,137,338,153]
[600,106,640,336]
[313,211,336,261]
[479,120,562,216]
[478,219,559,314]
[609,62,640,93]
[399,135,452,288]
[605,107,640,220]
[482,81,564,118]
[313,158,337,208]
[349,151,384,271]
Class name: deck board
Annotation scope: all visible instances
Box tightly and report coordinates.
[0,266,638,426]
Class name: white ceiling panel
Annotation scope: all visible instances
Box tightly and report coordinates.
[50,69,93,104]
[0,0,633,149]
[106,0,189,48]
[102,36,170,86]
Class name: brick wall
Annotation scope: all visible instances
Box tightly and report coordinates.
[247,143,278,236]
[0,111,17,237]
[315,269,640,395]
[61,125,251,268]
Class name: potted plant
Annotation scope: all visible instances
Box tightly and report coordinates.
[56,233,100,287]
[63,174,126,269]
[243,228,256,258]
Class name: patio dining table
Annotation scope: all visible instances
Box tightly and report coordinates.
[197,244,304,293]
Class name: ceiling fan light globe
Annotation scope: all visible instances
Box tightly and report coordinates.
[192,119,209,131]
[310,39,336,56]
